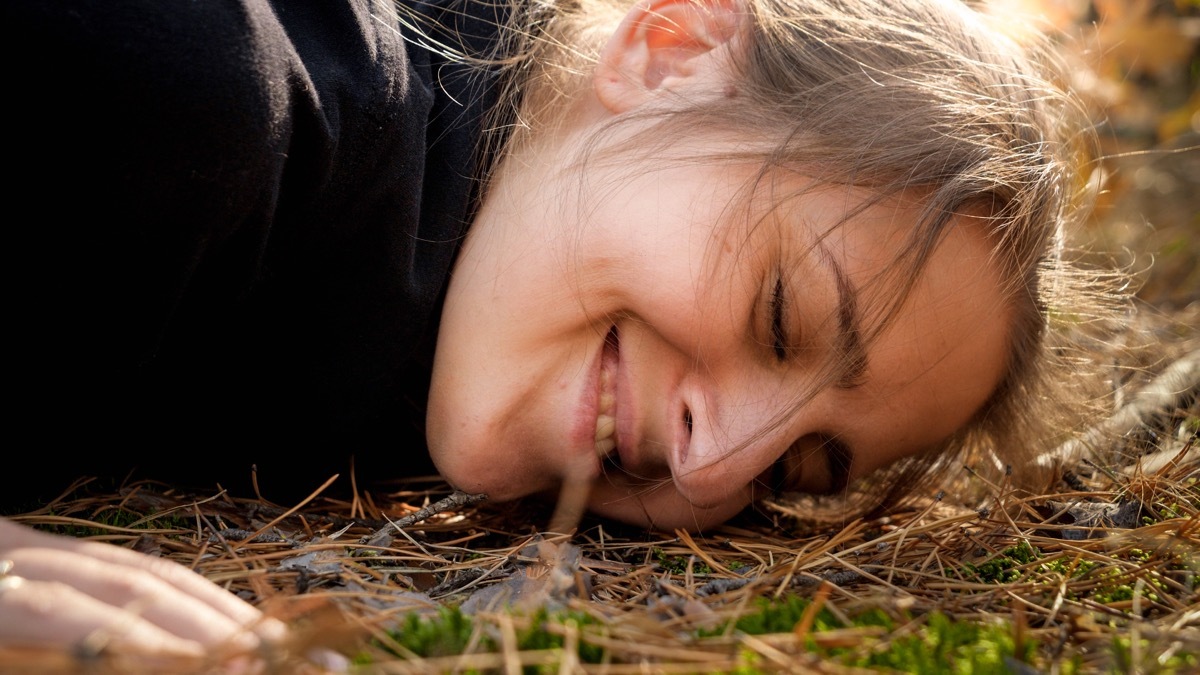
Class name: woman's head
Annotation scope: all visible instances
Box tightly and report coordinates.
[424,0,1088,529]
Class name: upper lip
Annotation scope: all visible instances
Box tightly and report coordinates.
[589,325,672,486]
[600,327,664,483]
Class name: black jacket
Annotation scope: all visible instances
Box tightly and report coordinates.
[3,0,505,508]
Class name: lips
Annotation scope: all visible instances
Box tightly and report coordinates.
[594,326,619,459]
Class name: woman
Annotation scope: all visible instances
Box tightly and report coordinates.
[1,0,1097,662]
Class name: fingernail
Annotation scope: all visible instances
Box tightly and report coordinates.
[253,617,289,643]
[306,647,349,673]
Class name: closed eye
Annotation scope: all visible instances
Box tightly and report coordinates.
[770,275,788,361]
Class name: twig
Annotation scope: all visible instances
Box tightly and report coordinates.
[358,490,487,544]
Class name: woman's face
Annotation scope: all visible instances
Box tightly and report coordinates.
[428,128,1012,531]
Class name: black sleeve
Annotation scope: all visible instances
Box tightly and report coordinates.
[7,0,303,365]
[2,0,469,507]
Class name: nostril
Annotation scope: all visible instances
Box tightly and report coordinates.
[683,408,693,435]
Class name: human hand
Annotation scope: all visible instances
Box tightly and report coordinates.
[0,516,296,669]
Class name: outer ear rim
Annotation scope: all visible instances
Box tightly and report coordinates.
[593,0,742,114]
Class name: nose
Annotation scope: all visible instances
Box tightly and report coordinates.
[670,375,808,509]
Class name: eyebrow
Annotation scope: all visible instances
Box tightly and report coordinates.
[815,241,869,389]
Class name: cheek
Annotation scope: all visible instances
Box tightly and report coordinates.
[612,243,756,360]
[579,178,748,310]
[425,403,500,495]
[848,315,1011,476]
[426,376,557,501]
[427,420,559,500]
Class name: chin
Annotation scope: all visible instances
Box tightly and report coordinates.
[428,430,552,503]
[440,463,529,502]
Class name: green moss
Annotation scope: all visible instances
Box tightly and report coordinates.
[387,606,478,659]
[1033,555,1175,607]
[365,594,1200,673]
[1037,556,1099,579]
[1111,636,1199,674]
[514,609,605,665]
[701,595,881,637]
[1090,570,1169,607]
[1007,541,1039,564]
[710,596,1037,673]
[653,548,712,575]
[1093,582,1136,604]
[371,606,606,670]
[851,613,1035,674]
[963,542,1039,584]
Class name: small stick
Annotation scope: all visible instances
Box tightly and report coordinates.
[358,490,487,544]
[793,580,833,644]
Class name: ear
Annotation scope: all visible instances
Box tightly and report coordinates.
[594,0,741,113]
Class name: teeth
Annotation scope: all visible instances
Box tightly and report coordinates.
[598,369,614,413]
[595,412,617,459]
[595,437,616,458]
[595,333,618,460]
[594,414,615,442]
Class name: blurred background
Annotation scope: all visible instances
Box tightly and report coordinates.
[989,0,1198,311]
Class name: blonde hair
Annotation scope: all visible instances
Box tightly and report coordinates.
[403,0,1122,511]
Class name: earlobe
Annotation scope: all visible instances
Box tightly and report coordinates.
[594,0,741,114]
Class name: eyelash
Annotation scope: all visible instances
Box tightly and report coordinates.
[770,275,788,361]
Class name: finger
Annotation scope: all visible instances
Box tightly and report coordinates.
[71,540,276,628]
[9,547,264,651]
[1,518,286,641]
[0,575,207,658]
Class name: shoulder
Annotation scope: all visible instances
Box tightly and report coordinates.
[3,0,410,119]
